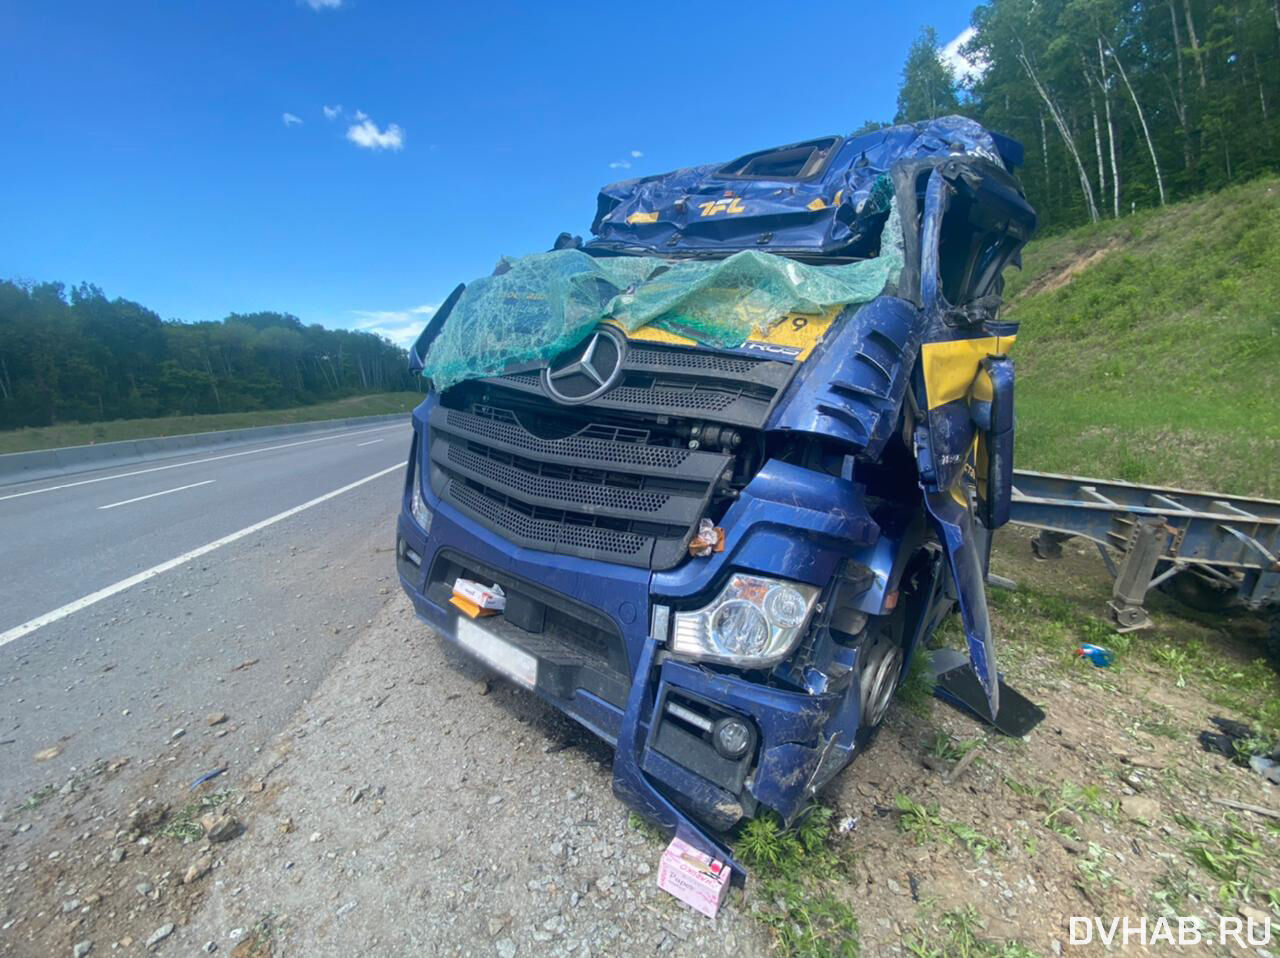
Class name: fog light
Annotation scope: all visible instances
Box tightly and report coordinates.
[397,537,422,568]
[712,717,752,759]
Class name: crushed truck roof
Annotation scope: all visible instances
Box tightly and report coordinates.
[413,115,1024,390]
[588,115,1020,260]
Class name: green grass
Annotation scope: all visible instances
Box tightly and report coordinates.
[160,789,233,843]
[988,571,1280,735]
[896,648,937,718]
[0,391,423,455]
[1174,813,1272,909]
[736,806,861,957]
[13,784,56,813]
[894,795,1002,857]
[1004,176,1280,498]
[905,906,1041,958]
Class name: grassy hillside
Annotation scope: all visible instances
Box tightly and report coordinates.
[1004,176,1280,499]
[0,391,423,455]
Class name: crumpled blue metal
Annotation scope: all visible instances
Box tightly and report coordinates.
[589,115,1013,259]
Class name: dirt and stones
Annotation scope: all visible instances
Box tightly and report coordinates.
[3,532,1277,957]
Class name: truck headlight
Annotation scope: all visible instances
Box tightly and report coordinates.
[410,478,432,534]
[669,574,819,666]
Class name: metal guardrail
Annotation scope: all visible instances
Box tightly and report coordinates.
[1007,469,1280,630]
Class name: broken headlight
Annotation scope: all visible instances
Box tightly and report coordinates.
[669,574,819,667]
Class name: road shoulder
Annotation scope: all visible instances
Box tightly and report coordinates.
[172,594,767,956]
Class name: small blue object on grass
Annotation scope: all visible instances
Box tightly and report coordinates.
[1075,643,1113,667]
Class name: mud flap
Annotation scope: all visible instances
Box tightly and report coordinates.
[923,488,999,718]
[925,649,1045,736]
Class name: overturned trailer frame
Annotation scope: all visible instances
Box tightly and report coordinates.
[1006,469,1280,634]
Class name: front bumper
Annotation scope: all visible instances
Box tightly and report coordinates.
[397,398,888,872]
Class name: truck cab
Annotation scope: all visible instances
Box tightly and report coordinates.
[396,116,1037,868]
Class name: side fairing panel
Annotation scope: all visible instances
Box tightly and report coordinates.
[909,161,1034,719]
[765,297,923,458]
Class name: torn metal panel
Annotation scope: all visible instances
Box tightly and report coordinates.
[590,116,1010,259]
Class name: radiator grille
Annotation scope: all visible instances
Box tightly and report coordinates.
[429,342,793,569]
[449,481,651,557]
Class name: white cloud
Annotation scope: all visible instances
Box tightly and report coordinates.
[303,0,343,9]
[346,116,405,151]
[323,104,343,120]
[629,149,644,158]
[940,26,987,85]
[351,304,437,347]
[282,112,304,127]
[608,160,631,170]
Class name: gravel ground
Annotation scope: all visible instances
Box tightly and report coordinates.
[4,530,1277,957]
[173,593,770,957]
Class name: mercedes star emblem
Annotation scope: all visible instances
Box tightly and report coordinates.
[540,325,628,405]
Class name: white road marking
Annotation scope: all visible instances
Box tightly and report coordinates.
[356,439,384,447]
[98,479,216,511]
[0,423,405,503]
[0,462,405,649]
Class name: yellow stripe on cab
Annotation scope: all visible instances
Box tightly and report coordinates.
[920,335,1016,410]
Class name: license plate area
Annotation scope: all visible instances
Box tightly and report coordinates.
[454,617,538,690]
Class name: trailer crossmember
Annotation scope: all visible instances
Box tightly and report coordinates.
[1006,470,1280,630]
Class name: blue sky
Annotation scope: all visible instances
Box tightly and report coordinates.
[0,1,975,347]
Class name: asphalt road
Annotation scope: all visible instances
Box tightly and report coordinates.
[0,419,413,811]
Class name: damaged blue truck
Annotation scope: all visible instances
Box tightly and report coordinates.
[396,117,1038,872]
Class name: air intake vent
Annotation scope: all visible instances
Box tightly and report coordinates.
[428,401,731,569]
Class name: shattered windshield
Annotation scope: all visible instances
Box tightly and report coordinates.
[419,203,904,389]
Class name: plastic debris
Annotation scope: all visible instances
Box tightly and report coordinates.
[1199,716,1279,784]
[837,816,859,833]
[450,578,505,619]
[656,836,731,918]
[189,767,227,790]
[688,519,725,558]
[1248,754,1280,785]
[1075,643,1113,667]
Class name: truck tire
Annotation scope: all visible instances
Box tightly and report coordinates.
[1159,568,1239,614]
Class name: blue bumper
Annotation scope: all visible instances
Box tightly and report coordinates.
[397,397,894,872]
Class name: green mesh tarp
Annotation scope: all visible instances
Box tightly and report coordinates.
[420,204,903,389]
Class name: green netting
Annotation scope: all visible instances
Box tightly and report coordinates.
[420,203,903,389]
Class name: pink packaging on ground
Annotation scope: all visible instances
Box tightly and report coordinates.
[656,836,731,918]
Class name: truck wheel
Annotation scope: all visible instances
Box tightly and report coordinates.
[1159,568,1239,614]
[859,625,904,729]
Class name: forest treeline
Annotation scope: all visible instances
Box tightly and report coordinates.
[6,0,1275,429]
[0,280,416,430]
[890,0,1280,230]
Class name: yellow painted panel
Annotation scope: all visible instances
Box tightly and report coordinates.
[611,305,846,362]
[625,211,659,225]
[757,307,841,360]
[615,323,697,348]
[920,335,1015,410]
